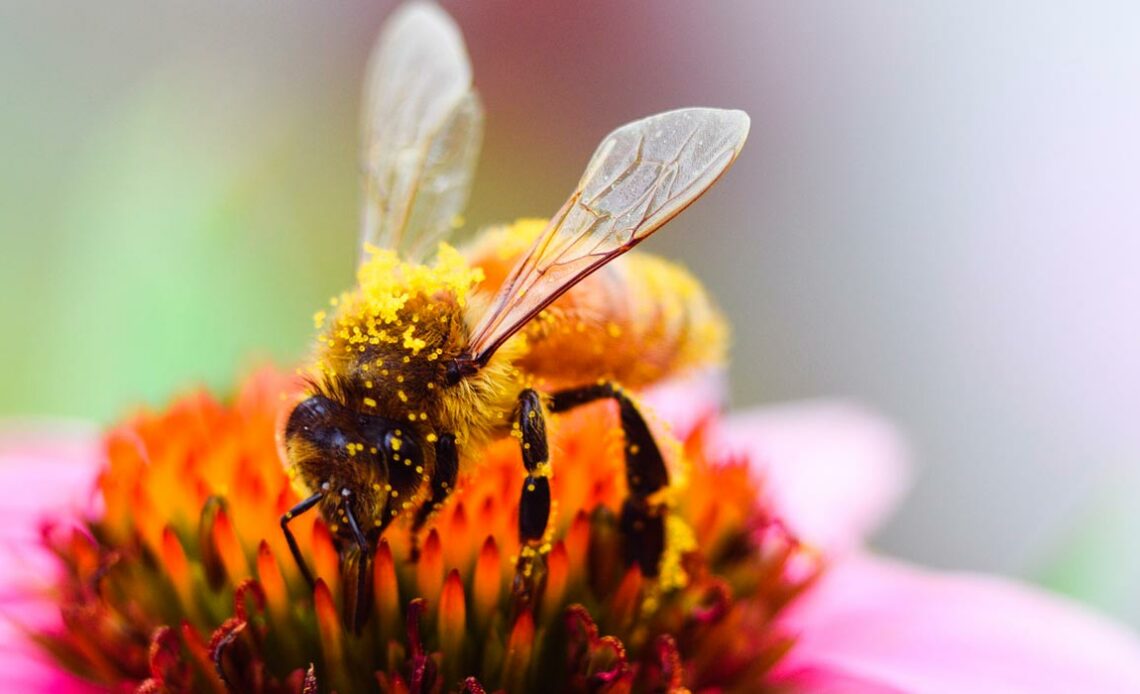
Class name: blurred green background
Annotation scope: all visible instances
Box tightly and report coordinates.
[3,2,1138,625]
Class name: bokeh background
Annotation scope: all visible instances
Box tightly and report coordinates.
[4,2,1138,624]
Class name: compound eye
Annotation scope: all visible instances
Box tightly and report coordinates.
[383,430,421,466]
[383,429,423,494]
[285,395,348,452]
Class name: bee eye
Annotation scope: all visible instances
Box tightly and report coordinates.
[383,430,421,466]
[285,395,348,452]
[285,396,330,437]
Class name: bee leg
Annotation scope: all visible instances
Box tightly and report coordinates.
[550,382,667,577]
[340,495,372,633]
[410,433,459,559]
[514,389,551,601]
[280,491,323,589]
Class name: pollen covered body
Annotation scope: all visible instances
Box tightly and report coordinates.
[286,221,727,532]
[286,245,525,529]
[468,219,729,391]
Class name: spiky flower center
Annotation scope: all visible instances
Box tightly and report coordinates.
[34,371,817,692]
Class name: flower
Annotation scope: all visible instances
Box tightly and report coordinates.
[3,372,1140,693]
[1,370,815,693]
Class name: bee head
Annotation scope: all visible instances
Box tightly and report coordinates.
[282,394,424,543]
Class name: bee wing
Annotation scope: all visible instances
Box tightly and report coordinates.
[466,107,750,363]
[359,1,483,264]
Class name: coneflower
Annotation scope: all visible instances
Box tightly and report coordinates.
[27,370,815,692]
[9,373,1140,692]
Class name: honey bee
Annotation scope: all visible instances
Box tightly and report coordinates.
[279,1,749,629]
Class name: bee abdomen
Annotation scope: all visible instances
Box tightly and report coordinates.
[516,253,727,390]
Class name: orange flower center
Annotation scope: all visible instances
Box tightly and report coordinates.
[37,369,818,692]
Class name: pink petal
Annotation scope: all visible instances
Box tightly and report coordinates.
[721,401,909,555]
[772,664,905,693]
[774,553,1140,693]
[640,369,727,443]
[0,421,104,693]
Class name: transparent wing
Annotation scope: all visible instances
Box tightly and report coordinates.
[466,107,750,363]
[359,1,483,264]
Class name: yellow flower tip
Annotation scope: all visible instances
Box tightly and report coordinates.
[314,578,346,669]
[416,528,444,599]
[438,569,467,675]
[256,539,288,617]
[502,609,536,691]
[373,539,402,639]
[472,535,502,624]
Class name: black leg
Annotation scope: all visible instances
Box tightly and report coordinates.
[280,492,323,589]
[341,498,372,634]
[511,389,552,603]
[412,433,459,534]
[550,382,668,577]
[516,389,551,548]
[342,492,369,550]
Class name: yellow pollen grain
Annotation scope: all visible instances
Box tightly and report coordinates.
[397,390,408,403]
[401,325,428,355]
[363,397,377,408]
[426,433,438,443]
